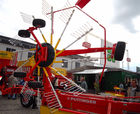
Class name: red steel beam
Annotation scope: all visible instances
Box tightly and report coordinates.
[56,47,112,57]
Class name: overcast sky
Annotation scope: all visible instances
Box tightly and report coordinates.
[0,0,140,72]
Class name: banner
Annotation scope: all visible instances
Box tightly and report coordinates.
[100,40,120,68]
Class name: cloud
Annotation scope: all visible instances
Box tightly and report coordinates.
[113,0,140,33]
[0,0,5,7]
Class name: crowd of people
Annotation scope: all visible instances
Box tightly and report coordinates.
[119,79,140,97]
[79,75,140,97]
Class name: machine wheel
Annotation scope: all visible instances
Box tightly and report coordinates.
[28,81,42,88]
[35,43,55,67]
[14,72,26,78]
[33,19,45,28]
[114,41,126,61]
[18,30,30,38]
[20,93,33,108]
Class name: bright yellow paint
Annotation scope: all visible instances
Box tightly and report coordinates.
[105,92,125,97]
[40,106,72,114]
[56,49,65,56]
[42,34,47,43]
[55,38,61,50]
[54,61,63,63]
[37,66,40,76]
[50,33,53,45]
[43,67,49,77]
[51,67,67,76]
[0,50,14,60]
[17,58,35,67]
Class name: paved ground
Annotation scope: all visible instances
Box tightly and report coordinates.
[0,95,40,114]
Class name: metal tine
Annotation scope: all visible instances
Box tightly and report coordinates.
[59,13,69,23]
[71,32,80,38]
[50,106,60,110]
[42,0,50,11]
[45,92,57,97]
[64,86,73,90]
[44,92,54,97]
[20,12,33,24]
[82,22,92,31]
[85,23,92,30]
[64,83,73,88]
[49,102,60,107]
[67,86,76,91]
[79,27,87,33]
[72,88,81,93]
[78,28,86,35]
[46,98,57,103]
[42,0,51,19]
[46,97,57,101]
[59,16,67,23]
[59,0,73,23]
[45,91,55,95]
[44,91,54,95]
[76,31,83,37]
[79,23,91,33]
[48,100,58,105]
[59,10,72,23]
[65,0,71,7]
[73,31,82,38]
[71,24,91,38]
[81,23,90,31]
[81,24,90,32]
[46,94,57,98]
[61,81,69,85]
[49,103,60,108]
[45,92,56,96]
[74,91,84,96]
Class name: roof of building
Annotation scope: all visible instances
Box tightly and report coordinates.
[0,35,35,49]
[69,65,140,76]
[0,35,87,59]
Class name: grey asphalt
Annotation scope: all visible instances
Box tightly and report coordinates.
[0,96,40,114]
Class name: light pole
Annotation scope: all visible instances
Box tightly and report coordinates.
[126,49,130,70]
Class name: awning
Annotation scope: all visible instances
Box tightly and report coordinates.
[74,69,107,74]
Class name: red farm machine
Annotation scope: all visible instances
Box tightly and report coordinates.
[3,0,139,114]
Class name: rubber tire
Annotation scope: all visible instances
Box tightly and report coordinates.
[35,43,55,67]
[28,81,42,88]
[20,94,33,108]
[33,19,45,28]
[14,72,26,78]
[114,41,126,61]
[18,30,30,38]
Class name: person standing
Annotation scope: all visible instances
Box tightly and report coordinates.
[129,80,138,97]
[80,76,88,91]
[8,75,18,99]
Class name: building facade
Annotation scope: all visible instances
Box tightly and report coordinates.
[0,35,94,71]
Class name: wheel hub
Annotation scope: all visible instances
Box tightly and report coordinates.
[35,43,55,67]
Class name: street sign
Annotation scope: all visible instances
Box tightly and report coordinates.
[127,58,131,62]
[82,42,91,48]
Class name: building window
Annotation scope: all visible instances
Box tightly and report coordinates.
[6,47,16,52]
[28,52,34,58]
[75,62,80,68]
[62,59,68,68]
